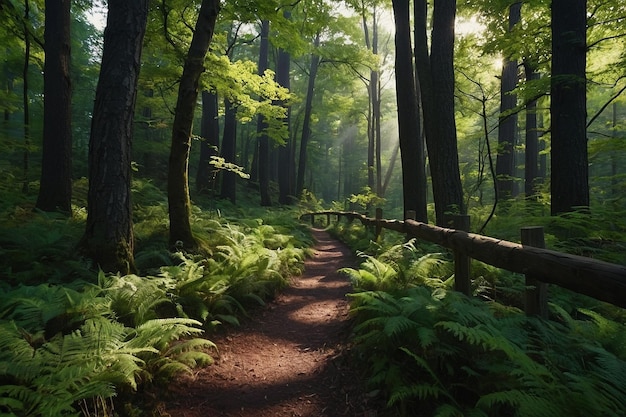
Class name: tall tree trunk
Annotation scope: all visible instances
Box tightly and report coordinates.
[196,90,219,193]
[524,63,540,199]
[276,28,293,205]
[295,33,320,197]
[81,0,149,274]
[168,0,220,248]
[36,0,72,214]
[550,0,588,215]
[360,4,373,193]
[220,98,237,203]
[257,20,272,206]
[415,0,464,225]
[372,13,383,196]
[611,102,618,200]
[380,142,400,197]
[22,0,30,194]
[392,0,427,221]
[496,2,521,201]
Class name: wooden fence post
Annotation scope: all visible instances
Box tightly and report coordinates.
[375,208,383,240]
[521,226,548,318]
[326,213,330,226]
[453,214,471,296]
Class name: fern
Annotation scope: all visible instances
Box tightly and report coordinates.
[348,274,626,416]
[0,281,216,416]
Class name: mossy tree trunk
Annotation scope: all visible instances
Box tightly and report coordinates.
[81,0,150,274]
[168,0,220,248]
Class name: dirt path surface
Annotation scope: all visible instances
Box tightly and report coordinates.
[163,229,380,417]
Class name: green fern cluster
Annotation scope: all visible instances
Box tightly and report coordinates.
[127,218,308,331]
[349,284,626,416]
[340,239,452,292]
[0,281,214,416]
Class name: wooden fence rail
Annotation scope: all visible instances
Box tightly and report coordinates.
[301,210,626,313]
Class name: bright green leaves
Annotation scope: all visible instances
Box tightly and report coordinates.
[345,243,626,416]
[0,282,215,416]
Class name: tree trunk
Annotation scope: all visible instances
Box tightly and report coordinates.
[550,0,588,215]
[611,102,618,200]
[524,64,540,199]
[415,0,464,225]
[36,0,72,214]
[168,0,220,248]
[295,33,320,197]
[257,20,272,206]
[392,0,427,222]
[496,2,521,201]
[22,0,30,194]
[220,98,238,203]
[276,27,293,205]
[196,90,219,194]
[80,0,149,274]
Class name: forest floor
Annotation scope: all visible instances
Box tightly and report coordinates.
[159,228,385,417]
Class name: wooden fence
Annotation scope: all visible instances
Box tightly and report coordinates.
[302,209,626,315]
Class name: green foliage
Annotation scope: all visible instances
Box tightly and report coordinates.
[0,174,313,415]
[0,282,214,416]
[346,250,626,416]
[347,186,386,211]
[340,239,452,292]
[0,208,93,285]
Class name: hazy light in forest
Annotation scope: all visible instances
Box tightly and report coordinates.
[87,4,107,31]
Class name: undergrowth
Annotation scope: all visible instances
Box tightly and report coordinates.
[0,179,312,416]
[333,220,626,417]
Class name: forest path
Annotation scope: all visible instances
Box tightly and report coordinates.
[162,228,380,417]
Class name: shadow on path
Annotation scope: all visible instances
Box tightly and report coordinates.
[163,229,380,417]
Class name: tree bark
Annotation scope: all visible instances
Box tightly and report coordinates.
[550,0,588,215]
[168,0,220,248]
[36,0,72,214]
[524,64,540,199]
[257,20,272,206]
[220,98,238,203]
[81,0,149,274]
[21,0,30,194]
[496,2,521,201]
[276,31,293,205]
[430,0,464,223]
[415,0,464,225]
[392,0,427,222]
[196,90,219,194]
[295,33,320,197]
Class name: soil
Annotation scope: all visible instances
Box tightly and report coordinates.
[160,228,383,417]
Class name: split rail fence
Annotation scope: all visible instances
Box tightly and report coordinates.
[302,209,626,316]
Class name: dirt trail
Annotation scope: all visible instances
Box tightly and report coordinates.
[162,228,380,417]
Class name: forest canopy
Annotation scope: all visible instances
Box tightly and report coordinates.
[1,0,626,416]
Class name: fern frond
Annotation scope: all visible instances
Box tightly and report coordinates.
[476,390,563,417]
[383,315,420,338]
[433,403,468,417]
[388,383,447,405]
